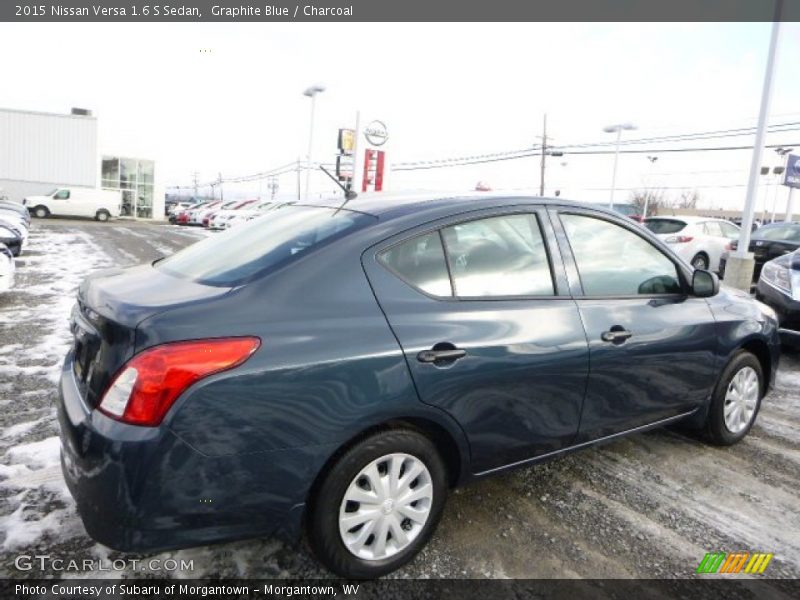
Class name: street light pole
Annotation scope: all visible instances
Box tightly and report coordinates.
[604,123,637,210]
[728,12,782,291]
[303,84,326,201]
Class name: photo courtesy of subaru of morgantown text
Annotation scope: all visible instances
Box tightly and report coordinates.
[1,1,800,593]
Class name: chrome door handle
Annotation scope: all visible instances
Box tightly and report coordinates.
[601,329,632,343]
[417,348,467,363]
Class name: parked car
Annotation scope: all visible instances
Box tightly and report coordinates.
[188,200,224,225]
[0,242,14,292]
[0,220,24,257]
[59,194,780,578]
[24,187,122,222]
[168,201,194,216]
[207,199,259,229]
[200,200,240,227]
[755,249,800,343]
[172,201,208,225]
[644,216,740,272]
[720,221,800,282]
[0,200,31,225]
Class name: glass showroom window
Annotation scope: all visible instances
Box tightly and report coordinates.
[101,155,156,219]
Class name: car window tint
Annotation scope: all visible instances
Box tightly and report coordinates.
[644,219,686,234]
[157,205,375,286]
[441,214,554,297]
[378,232,452,297]
[562,214,682,296]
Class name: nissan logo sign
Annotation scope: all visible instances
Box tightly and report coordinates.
[364,120,388,146]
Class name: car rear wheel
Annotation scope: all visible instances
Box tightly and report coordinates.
[706,351,763,445]
[691,252,709,270]
[95,210,110,222]
[308,430,447,578]
[32,206,49,218]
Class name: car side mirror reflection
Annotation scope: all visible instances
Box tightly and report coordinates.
[692,269,719,298]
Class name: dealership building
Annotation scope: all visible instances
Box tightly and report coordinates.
[0,107,164,219]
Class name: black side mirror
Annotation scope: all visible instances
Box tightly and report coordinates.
[692,269,719,298]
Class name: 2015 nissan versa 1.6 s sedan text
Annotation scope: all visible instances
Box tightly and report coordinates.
[57,194,780,578]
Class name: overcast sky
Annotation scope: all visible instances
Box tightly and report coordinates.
[2,22,799,210]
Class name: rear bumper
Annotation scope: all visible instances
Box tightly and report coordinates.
[57,351,321,553]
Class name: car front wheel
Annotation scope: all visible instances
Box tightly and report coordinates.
[706,351,763,445]
[691,253,709,270]
[308,430,447,578]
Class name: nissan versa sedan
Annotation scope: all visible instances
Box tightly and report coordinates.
[57,194,780,578]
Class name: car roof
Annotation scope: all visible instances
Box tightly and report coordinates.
[301,191,616,221]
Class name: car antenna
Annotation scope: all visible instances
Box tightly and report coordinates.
[319,165,358,203]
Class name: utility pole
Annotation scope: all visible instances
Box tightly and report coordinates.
[539,113,547,196]
[538,114,562,197]
[267,176,279,201]
[192,171,199,201]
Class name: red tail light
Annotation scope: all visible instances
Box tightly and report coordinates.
[98,337,260,427]
[665,235,694,244]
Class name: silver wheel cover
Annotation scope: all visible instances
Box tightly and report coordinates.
[724,366,759,434]
[339,452,433,561]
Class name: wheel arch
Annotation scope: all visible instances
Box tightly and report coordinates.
[739,337,772,391]
[305,414,470,518]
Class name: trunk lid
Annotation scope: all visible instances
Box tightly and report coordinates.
[70,264,231,408]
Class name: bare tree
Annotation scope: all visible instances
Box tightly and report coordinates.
[629,188,666,216]
[675,190,700,210]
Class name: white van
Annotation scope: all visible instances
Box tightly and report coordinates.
[24,188,122,222]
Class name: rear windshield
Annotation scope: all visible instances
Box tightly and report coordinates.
[644,219,687,234]
[157,204,376,286]
[755,224,800,243]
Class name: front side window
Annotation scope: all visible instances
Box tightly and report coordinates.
[562,213,682,296]
[54,190,70,200]
[378,232,452,297]
[442,214,554,297]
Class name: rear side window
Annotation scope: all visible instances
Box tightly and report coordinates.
[442,214,554,297]
[644,219,686,234]
[562,213,682,296]
[378,232,452,297]
[157,205,375,286]
[702,221,724,237]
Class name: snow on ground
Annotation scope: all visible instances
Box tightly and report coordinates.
[0,219,799,583]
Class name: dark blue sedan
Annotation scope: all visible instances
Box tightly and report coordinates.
[57,194,780,578]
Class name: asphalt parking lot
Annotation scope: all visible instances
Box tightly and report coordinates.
[1,219,799,583]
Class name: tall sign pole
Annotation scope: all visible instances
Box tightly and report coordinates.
[726,7,782,290]
[785,153,800,221]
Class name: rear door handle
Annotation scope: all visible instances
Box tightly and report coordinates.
[417,348,467,363]
[601,329,633,343]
